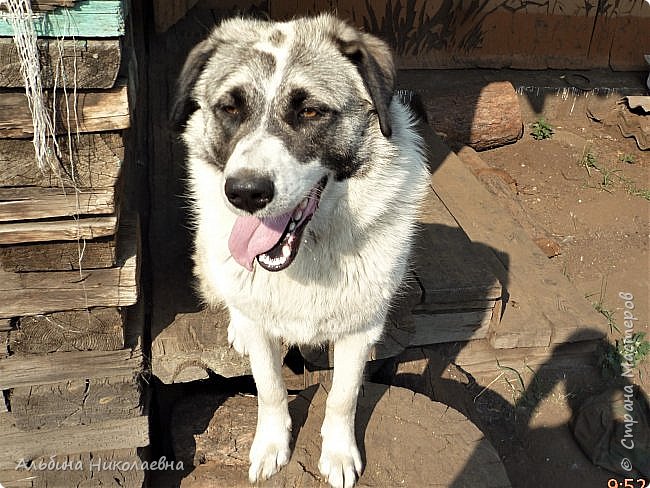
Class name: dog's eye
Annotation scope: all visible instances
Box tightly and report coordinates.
[222,105,240,116]
[299,107,320,119]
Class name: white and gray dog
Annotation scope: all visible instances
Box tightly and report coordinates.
[171,13,429,488]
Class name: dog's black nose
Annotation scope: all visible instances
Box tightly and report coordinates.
[225,175,275,213]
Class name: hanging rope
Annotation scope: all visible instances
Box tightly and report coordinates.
[3,0,58,173]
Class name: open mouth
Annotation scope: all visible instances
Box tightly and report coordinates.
[228,176,328,272]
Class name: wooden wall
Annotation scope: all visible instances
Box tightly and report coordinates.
[154,0,650,70]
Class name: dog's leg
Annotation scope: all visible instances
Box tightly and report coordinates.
[229,308,292,483]
[319,326,378,488]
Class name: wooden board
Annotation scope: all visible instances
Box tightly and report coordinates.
[10,375,141,431]
[0,416,148,471]
[0,0,126,38]
[2,448,145,488]
[0,187,114,222]
[151,305,250,383]
[0,132,123,188]
[0,38,121,89]
[9,307,124,355]
[1,237,116,272]
[415,184,502,307]
[0,221,137,318]
[0,211,137,271]
[0,85,130,139]
[0,215,117,244]
[0,348,142,390]
[421,125,608,348]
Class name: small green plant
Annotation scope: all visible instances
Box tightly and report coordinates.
[580,149,620,192]
[531,118,554,140]
[619,154,636,164]
[586,279,619,334]
[600,333,650,377]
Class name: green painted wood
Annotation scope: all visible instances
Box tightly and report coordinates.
[0,0,125,38]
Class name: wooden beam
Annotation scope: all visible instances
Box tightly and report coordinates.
[0,187,114,222]
[0,416,149,470]
[153,0,199,33]
[0,348,142,390]
[9,308,125,355]
[0,239,137,318]
[0,86,129,139]
[0,132,123,188]
[0,215,117,244]
[422,127,608,348]
[1,237,116,272]
[0,38,121,89]
[0,0,126,38]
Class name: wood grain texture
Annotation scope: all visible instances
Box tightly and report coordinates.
[9,307,124,354]
[421,125,608,348]
[0,0,126,38]
[0,187,114,222]
[0,347,142,390]
[0,38,121,89]
[0,237,116,271]
[0,132,123,188]
[0,215,117,244]
[0,416,148,470]
[4,448,145,488]
[0,86,130,139]
[10,375,142,430]
[0,226,137,318]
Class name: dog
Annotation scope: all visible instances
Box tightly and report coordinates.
[171,13,429,488]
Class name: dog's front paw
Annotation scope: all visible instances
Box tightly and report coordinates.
[318,436,362,488]
[248,421,291,483]
[227,322,248,356]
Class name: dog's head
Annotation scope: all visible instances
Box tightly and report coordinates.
[172,14,395,272]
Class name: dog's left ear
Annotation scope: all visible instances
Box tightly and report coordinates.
[336,29,395,138]
[170,38,216,131]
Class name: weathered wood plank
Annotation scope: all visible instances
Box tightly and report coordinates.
[0,416,148,471]
[10,375,141,430]
[415,184,502,307]
[0,132,123,188]
[0,348,142,390]
[0,0,126,38]
[151,304,250,383]
[0,318,10,331]
[0,86,130,139]
[422,126,608,348]
[3,448,145,488]
[0,215,117,244]
[0,242,137,318]
[0,38,121,89]
[1,237,116,271]
[9,307,124,355]
[0,187,114,222]
[0,211,136,271]
[411,309,493,346]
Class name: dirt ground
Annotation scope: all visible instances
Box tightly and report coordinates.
[463,94,650,486]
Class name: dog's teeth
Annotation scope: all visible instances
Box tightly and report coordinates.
[288,221,296,231]
[293,209,303,221]
[299,198,308,210]
[282,245,291,258]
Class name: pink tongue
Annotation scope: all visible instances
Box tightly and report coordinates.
[228,212,292,271]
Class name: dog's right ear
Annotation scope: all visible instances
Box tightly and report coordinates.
[170,39,216,131]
